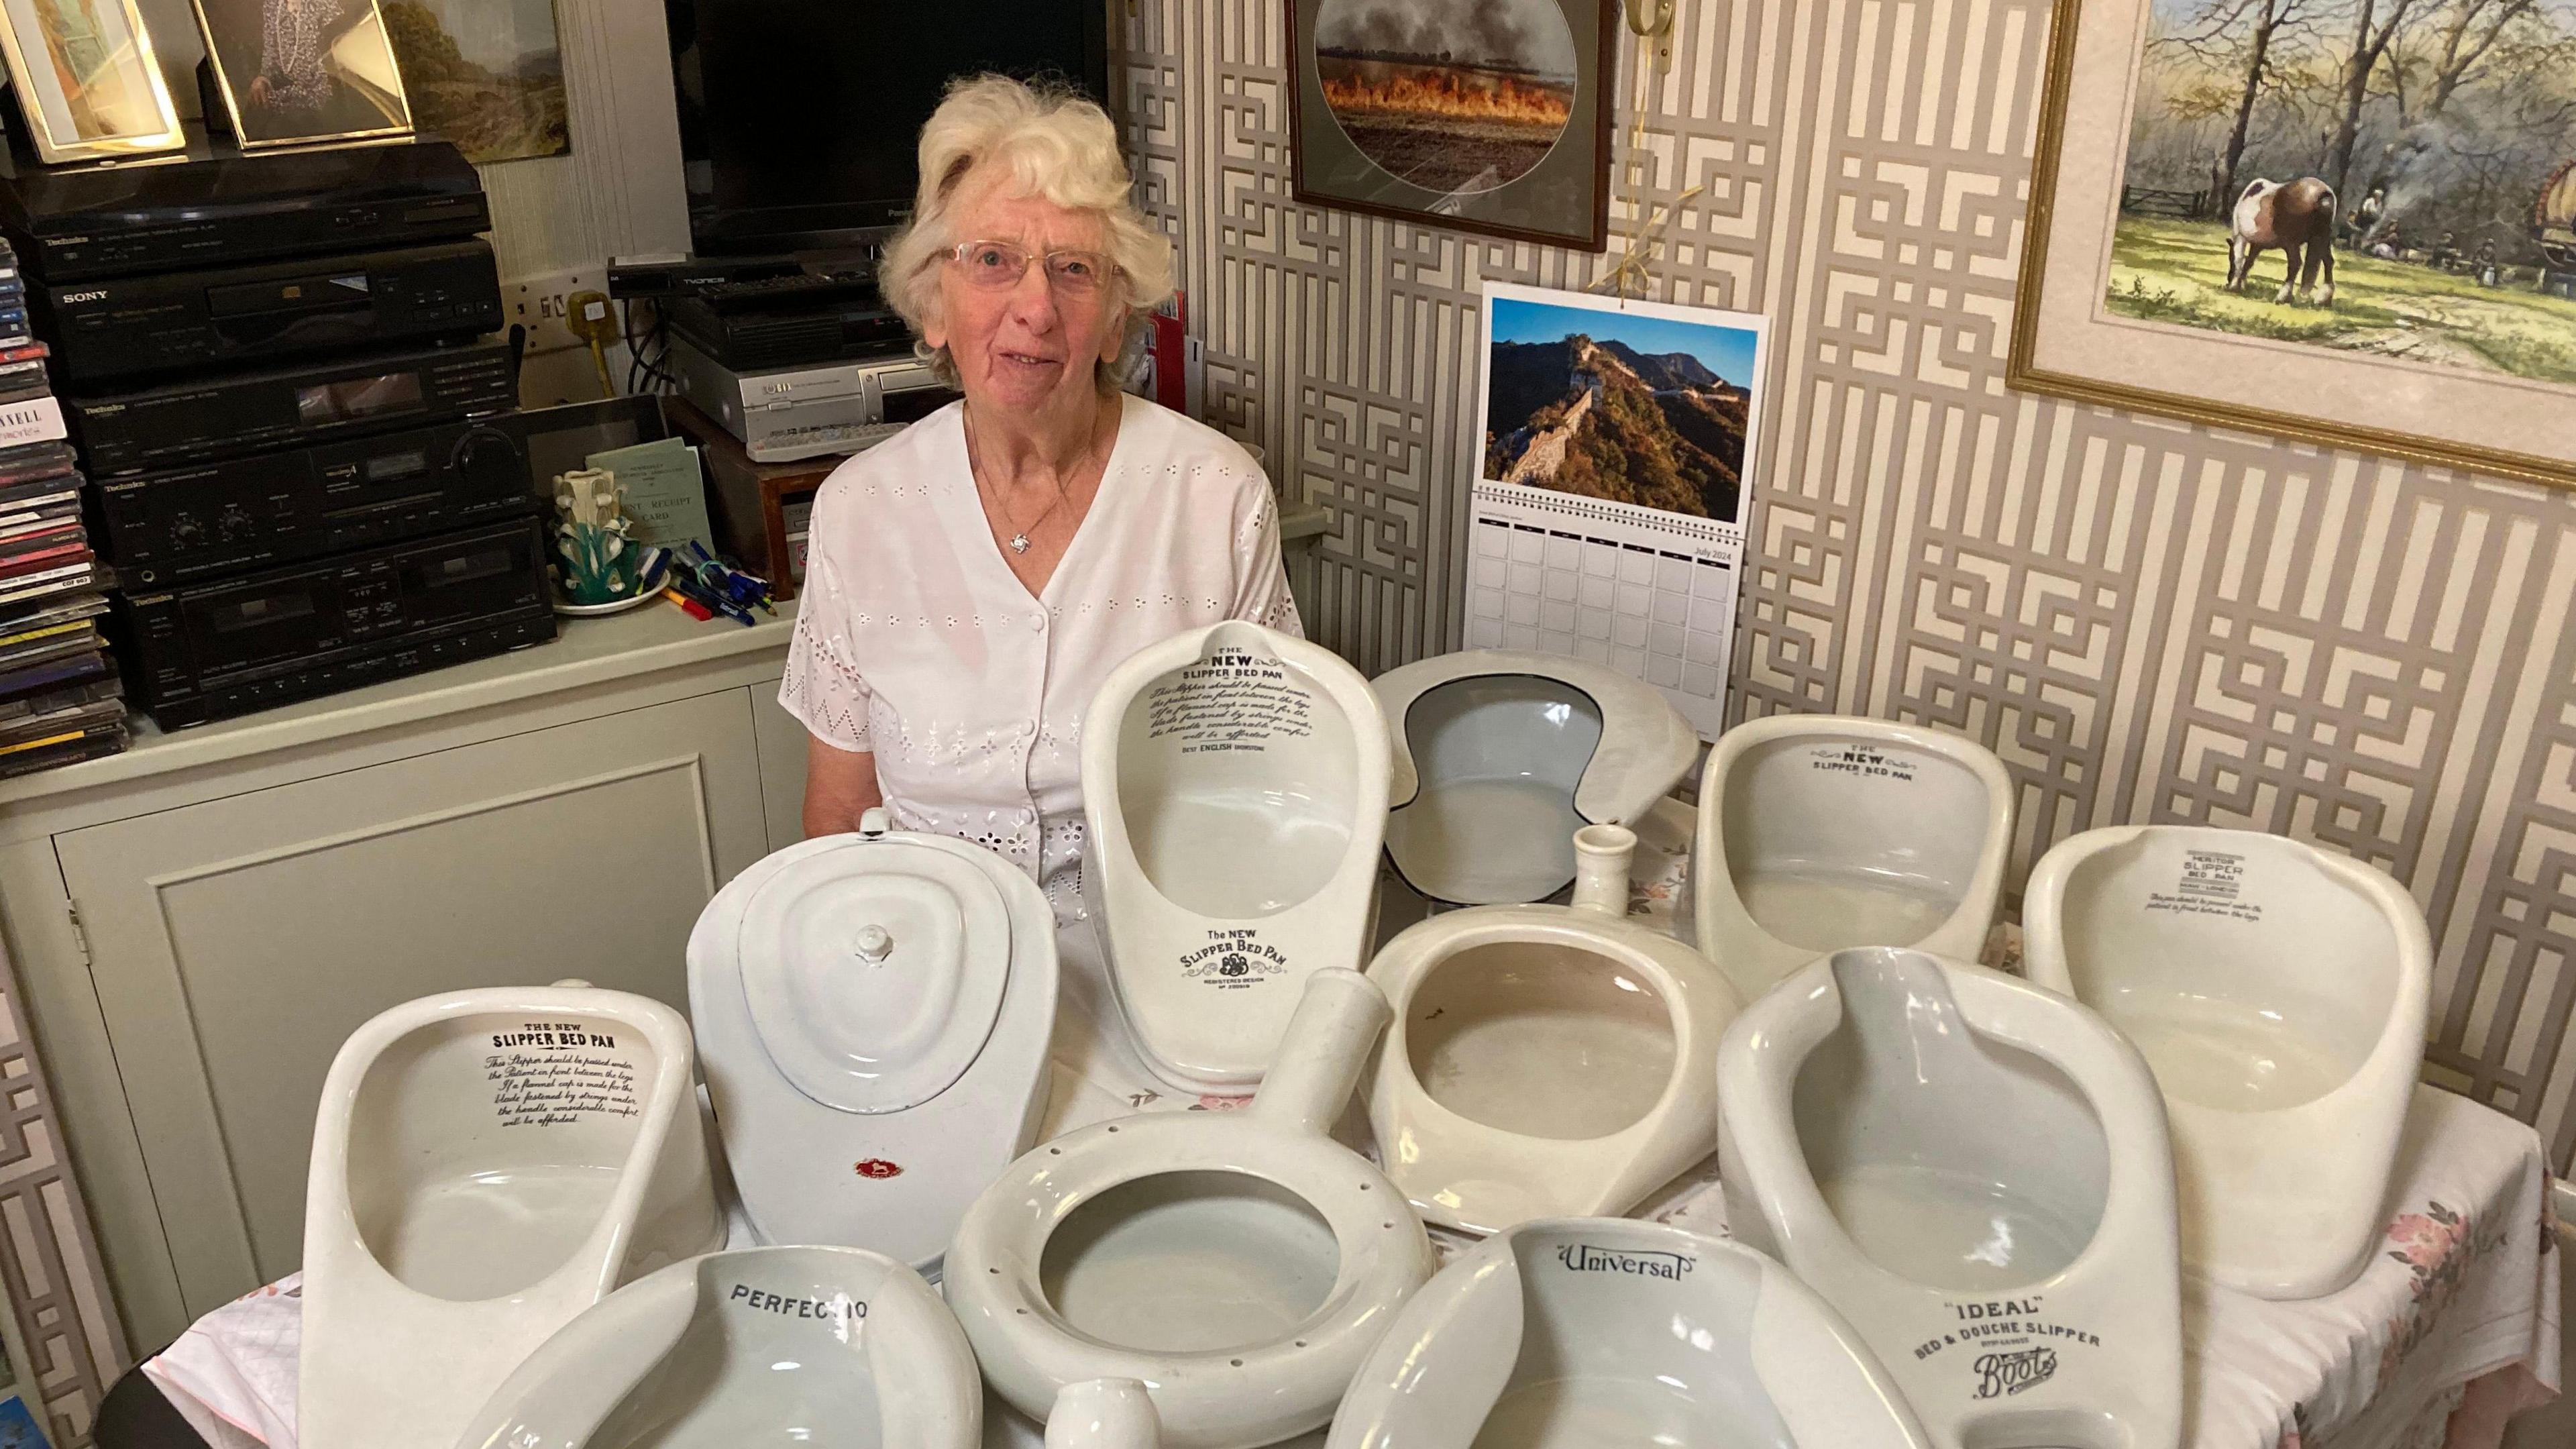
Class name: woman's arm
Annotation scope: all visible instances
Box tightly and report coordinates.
[802,735,885,838]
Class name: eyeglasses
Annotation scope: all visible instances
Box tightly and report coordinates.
[948,239,1114,297]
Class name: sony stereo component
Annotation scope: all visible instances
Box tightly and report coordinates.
[114,516,555,729]
[0,137,488,282]
[668,337,955,462]
[37,239,503,387]
[91,396,671,585]
[68,340,516,477]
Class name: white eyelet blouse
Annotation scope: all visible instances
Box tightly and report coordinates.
[777,394,1301,1017]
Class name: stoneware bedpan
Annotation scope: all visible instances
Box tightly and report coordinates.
[944,967,1437,1449]
[1364,823,1743,1234]
[1373,648,1698,906]
[1328,1217,1932,1448]
[1081,620,1391,1093]
[453,1244,980,1448]
[689,809,1058,1275]
[1717,947,2182,1449]
[301,984,722,1449]
[1692,714,2012,999]
[2023,824,2430,1299]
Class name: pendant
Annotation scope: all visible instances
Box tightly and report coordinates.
[1010,534,1032,554]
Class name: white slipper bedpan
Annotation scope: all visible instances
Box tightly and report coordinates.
[1692,715,2012,999]
[1373,649,1697,905]
[689,810,1058,1273]
[301,985,722,1449]
[455,1245,981,1448]
[1364,824,1742,1234]
[945,969,1437,1449]
[1081,621,1391,1093]
[1328,1218,1931,1448]
[1717,948,2181,1449]
[2023,825,2431,1299]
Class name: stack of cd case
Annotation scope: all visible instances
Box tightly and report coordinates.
[0,239,125,777]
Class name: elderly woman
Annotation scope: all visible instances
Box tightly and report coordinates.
[780,75,1297,1105]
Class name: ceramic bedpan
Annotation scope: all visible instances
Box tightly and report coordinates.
[689,810,1058,1275]
[1693,714,2012,1000]
[945,968,1437,1449]
[2023,824,2431,1299]
[1329,1218,1932,1448]
[1717,947,2182,1449]
[1365,824,1743,1235]
[453,1245,980,1448]
[301,984,722,1449]
[1373,649,1698,906]
[1082,620,1391,1093]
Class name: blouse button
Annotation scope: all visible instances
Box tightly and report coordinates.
[1030,613,1046,633]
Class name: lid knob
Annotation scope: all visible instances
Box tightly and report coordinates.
[853,925,895,964]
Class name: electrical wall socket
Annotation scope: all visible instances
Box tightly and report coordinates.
[507,267,608,354]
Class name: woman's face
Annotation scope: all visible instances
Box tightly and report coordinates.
[923,170,1128,420]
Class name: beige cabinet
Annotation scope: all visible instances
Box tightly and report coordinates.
[54,690,769,1317]
[0,611,800,1350]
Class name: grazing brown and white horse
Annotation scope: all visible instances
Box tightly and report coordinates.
[2226,177,2339,305]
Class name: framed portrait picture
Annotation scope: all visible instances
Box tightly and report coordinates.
[2012,0,2576,490]
[0,0,184,164]
[1288,0,1615,250]
[193,0,414,151]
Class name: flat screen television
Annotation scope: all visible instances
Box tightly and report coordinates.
[665,1,1114,257]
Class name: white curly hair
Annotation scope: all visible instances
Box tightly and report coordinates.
[878,74,1174,390]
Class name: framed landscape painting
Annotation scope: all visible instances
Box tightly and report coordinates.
[1287,0,1615,250]
[2012,0,2576,488]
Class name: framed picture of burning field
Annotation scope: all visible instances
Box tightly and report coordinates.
[1287,0,1616,251]
[2012,0,2576,490]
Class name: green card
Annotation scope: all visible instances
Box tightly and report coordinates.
[587,437,713,550]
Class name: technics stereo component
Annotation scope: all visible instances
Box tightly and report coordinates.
[91,396,670,584]
[115,516,554,729]
[0,137,488,282]
[93,420,535,585]
[663,288,910,372]
[669,338,956,462]
[38,239,503,386]
[69,340,516,477]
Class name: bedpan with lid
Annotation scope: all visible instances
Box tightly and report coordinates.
[689,810,1059,1275]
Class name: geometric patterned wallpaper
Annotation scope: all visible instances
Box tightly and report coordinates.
[0,940,123,1446]
[1122,0,2576,1173]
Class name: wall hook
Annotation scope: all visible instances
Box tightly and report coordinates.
[1624,0,1678,71]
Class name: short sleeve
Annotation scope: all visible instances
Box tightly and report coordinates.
[1231,484,1304,638]
[776,498,875,753]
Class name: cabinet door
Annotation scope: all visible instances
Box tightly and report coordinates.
[55,689,767,1320]
[750,672,811,849]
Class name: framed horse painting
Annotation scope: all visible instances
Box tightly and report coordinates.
[2010,0,2576,490]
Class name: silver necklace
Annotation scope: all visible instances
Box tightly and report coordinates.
[965,411,1091,555]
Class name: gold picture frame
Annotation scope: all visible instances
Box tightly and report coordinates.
[192,0,413,152]
[2010,0,2576,492]
[0,0,185,165]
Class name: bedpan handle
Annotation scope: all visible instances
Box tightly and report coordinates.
[1252,967,1391,1135]
[1046,1378,1159,1448]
